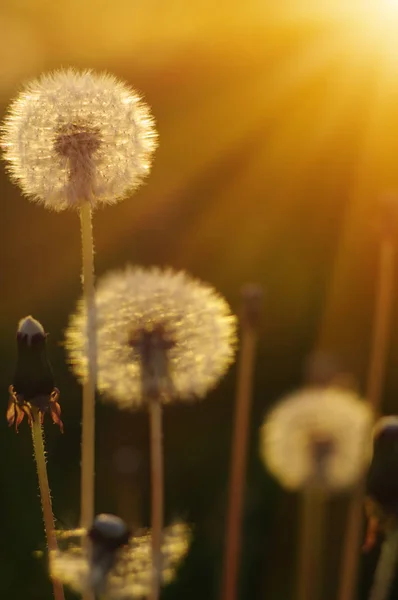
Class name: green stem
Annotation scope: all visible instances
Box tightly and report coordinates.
[31,408,65,600]
[80,201,96,600]
[79,201,96,530]
[369,528,398,600]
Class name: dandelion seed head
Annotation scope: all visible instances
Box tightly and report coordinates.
[65,266,237,408]
[17,315,45,341]
[1,68,158,211]
[260,387,373,492]
[50,520,191,598]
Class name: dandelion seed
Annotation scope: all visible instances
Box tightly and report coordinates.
[260,387,373,491]
[65,266,237,408]
[1,68,157,210]
[50,517,191,598]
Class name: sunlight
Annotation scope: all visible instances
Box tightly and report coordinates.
[363,0,398,23]
[381,0,398,10]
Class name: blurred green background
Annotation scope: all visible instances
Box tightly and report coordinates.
[2,0,398,598]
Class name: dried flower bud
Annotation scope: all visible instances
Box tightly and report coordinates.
[260,387,373,491]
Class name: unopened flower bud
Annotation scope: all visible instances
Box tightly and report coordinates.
[7,316,63,431]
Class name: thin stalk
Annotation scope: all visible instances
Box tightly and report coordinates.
[31,408,65,600]
[149,397,164,600]
[221,285,261,600]
[337,237,395,600]
[79,201,96,530]
[80,201,96,600]
[368,527,398,600]
[296,489,327,600]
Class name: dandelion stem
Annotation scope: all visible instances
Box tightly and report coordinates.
[79,201,96,529]
[368,527,398,600]
[337,237,395,600]
[31,408,65,600]
[80,201,96,600]
[149,397,164,600]
[221,285,261,600]
[296,489,326,600]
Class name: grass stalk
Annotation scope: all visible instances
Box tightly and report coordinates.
[296,489,326,600]
[31,408,65,600]
[221,285,261,600]
[337,237,395,600]
[368,527,398,600]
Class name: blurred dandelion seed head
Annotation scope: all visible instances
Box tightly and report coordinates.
[260,387,373,492]
[1,68,158,211]
[17,315,45,341]
[50,520,191,598]
[65,266,237,408]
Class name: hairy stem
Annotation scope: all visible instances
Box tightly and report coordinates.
[31,408,65,600]
[80,201,96,600]
[79,201,96,528]
[338,237,395,600]
[149,398,164,600]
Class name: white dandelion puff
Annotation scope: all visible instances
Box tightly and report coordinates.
[260,387,373,491]
[1,68,157,210]
[65,266,237,408]
[50,516,191,599]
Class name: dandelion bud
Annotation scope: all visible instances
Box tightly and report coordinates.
[87,514,131,595]
[366,417,398,516]
[17,315,45,342]
[1,69,157,211]
[364,417,398,553]
[8,316,63,431]
[260,387,373,492]
[14,316,53,397]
